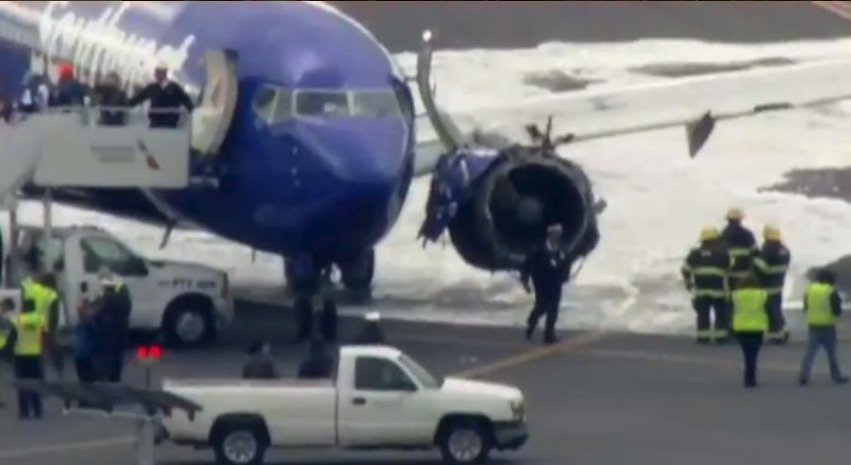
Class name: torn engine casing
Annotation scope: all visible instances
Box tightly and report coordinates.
[419,144,600,271]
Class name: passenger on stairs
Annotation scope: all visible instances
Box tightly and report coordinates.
[49,64,87,108]
[128,65,194,128]
[92,72,128,127]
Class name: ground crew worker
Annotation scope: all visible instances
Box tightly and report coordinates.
[0,298,15,408]
[92,268,131,382]
[721,208,758,291]
[731,274,769,388]
[754,225,791,344]
[521,224,573,345]
[242,340,278,380]
[798,269,849,385]
[353,312,385,344]
[318,297,338,343]
[297,338,334,379]
[36,272,63,376]
[681,227,732,343]
[1,295,48,419]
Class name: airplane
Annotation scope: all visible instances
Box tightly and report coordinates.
[2,1,851,347]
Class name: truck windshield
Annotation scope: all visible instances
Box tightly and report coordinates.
[398,354,441,389]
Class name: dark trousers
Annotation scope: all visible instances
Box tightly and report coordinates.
[693,296,729,340]
[75,357,95,383]
[14,356,43,418]
[101,354,124,383]
[527,289,561,341]
[766,293,787,336]
[319,299,338,343]
[799,326,844,382]
[294,297,313,341]
[736,332,763,387]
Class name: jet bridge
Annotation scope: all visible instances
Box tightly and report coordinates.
[12,380,202,465]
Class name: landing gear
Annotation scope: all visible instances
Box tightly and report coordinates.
[338,249,375,304]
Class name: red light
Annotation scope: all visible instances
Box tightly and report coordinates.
[136,346,149,360]
[149,345,162,360]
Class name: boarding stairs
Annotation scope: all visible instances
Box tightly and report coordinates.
[0,50,238,206]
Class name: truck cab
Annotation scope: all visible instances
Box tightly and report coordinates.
[3,225,233,347]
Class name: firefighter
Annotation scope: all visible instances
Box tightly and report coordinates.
[92,268,132,382]
[521,224,573,345]
[681,227,732,344]
[754,224,791,344]
[721,208,758,291]
[1,295,49,419]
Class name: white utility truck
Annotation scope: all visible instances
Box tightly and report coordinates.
[1,225,233,347]
[161,345,528,465]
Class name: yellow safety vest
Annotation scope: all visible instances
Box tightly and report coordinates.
[13,312,45,356]
[23,284,57,333]
[805,283,836,327]
[732,287,769,332]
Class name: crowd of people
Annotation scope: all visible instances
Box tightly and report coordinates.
[0,265,130,419]
[682,208,848,388]
[0,62,193,128]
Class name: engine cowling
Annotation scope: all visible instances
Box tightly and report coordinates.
[420,145,600,272]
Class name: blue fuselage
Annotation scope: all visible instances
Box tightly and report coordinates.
[0,1,416,264]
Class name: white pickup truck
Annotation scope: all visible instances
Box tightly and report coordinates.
[162,345,528,465]
[1,225,233,347]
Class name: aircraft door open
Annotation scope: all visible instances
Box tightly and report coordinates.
[190,49,239,157]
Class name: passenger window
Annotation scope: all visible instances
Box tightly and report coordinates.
[355,357,417,391]
[80,237,147,276]
[271,90,293,123]
[295,90,350,117]
[352,90,401,118]
[252,85,277,122]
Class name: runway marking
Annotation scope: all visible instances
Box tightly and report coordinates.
[453,331,607,378]
[586,348,799,373]
[811,1,851,21]
[0,435,134,459]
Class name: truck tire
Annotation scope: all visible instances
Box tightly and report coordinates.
[212,422,268,465]
[439,419,492,464]
[162,297,216,348]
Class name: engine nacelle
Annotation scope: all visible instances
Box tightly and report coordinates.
[419,146,600,272]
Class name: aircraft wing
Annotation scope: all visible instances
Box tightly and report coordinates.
[413,30,851,176]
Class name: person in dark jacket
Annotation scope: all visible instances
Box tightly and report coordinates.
[353,312,385,345]
[318,297,338,343]
[297,338,334,379]
[521,224,573,345]
[50,64,87,108]
[753,225,791,344]
[92,268,132,382]
[73,303,99,383]
[128,65,194,128]
[798,269,849,385]
[242,340,278,380]
[682,227,733,344]
[293,296,313,343]
[92,72,128,126]
[720,208,758,291]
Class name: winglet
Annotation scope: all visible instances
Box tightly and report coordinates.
[686,112,715,158]
[416,29,460,153]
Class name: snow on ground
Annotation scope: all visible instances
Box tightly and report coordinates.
[5,38,851,335]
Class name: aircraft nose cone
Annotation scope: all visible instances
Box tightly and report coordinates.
[294,118,409,187]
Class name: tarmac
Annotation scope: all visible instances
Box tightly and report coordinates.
[4,2,851,464]
[3,302,851,465]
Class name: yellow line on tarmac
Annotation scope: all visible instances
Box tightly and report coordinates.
[454,331,607,378]
[586,348,799,373]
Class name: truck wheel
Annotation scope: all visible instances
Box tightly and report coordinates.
[439,420,492,464]
[163,300,215,348]
[213,423,268,465]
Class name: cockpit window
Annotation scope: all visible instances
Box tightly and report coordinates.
[295,91,350,117]
[271,90,293,123]
[352,90,401,118]
[253,85,277,121]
